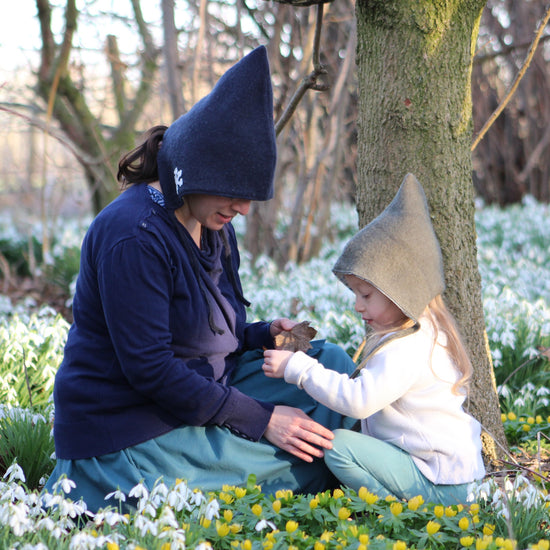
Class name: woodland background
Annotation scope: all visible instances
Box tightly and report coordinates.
[1,0,549,273]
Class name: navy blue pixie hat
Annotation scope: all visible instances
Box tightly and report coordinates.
[158,46,277,209]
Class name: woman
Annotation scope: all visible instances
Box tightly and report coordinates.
[45,46,356,512]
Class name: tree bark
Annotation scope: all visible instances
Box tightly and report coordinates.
[35,0,160,214]
[355,0,506,468]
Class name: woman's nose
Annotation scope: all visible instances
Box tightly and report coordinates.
[232,199,252,216]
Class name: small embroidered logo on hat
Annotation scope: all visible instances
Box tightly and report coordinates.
[174,167,184,194]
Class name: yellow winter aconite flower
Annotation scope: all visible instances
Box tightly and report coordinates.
[507,411,516,421]
[426,521,441,535]
[338,507,351,520]
[201,518,212,528]
[161,544,171,550]
[475,537,490,550]
[498,538,515,550]
[390,502,403,516]
[333,488,345,499]
[535,540,550,550]
[522,423,531,432]
[469,503,480,513]
[359,534,369,544]
[314,542,325,550]
[252,504,263,516]
[216,522,230,537]
[224,509,233,522]
[309,496,319,509]
[460,536,474,547]
[235,487,247,498]
[527,416,535,424]
[276,489,293,500]
[483,523,495,536]
[433,505,444,518]
[219,492,234,504]
[407,495,424,511]
[445,506,457,517]
[321,531,333,541]
[242,540,252,550]
[359,487,378,504]
[536,415,543,423]
[272,499,282,513]
[106,543,119,550]
[459,517,470,530]
[286,520,299,533]
[501,413,507,422]
[393,541,407,550]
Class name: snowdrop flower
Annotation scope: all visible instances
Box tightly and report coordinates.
[7,502,32,537]
[134,513,158,537]
[128,482,149,501]
[93,509,128,527]
[3,463,25,483]
[105,489,126,503]
[52,476,76,495]
[158,505,179,529]
[204,498,220,520]
[255,519,277,531]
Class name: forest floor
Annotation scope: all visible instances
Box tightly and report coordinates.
[2,274,550,489]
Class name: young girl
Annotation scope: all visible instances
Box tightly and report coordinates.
[263,174,486,505]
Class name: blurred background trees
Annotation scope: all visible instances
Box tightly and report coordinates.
[1,0,549,267]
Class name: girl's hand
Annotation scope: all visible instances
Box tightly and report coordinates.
[263,349,293,378]
[263,405,334,462]
[269,318,298,338]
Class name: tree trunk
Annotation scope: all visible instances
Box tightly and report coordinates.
[355,0,506,469]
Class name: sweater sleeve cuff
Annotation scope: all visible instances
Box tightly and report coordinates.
[284,351,319,388]
[244,321,274,350]
[216,389,274,442]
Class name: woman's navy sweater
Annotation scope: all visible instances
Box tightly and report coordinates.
[52,184,274,460]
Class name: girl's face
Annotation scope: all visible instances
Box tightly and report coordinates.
[178,194,252,236]
[344,275,408,332]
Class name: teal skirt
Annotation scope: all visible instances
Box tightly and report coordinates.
[45,342,356,512]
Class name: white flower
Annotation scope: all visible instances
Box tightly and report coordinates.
[52,476,76,495]
[3,463,25,483]
[128,482,149,501]
[104,489,126,502]
[255,519,277,531]
[204,498,220,520]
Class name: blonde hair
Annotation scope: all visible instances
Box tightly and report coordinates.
[360,295,472,395]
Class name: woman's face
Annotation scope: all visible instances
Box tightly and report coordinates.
[344,275,408,332]
[182,194,252,231]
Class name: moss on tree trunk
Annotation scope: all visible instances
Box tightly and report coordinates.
[355,0,506,468]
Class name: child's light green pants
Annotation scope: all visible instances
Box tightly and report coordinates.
[324,429,472,505]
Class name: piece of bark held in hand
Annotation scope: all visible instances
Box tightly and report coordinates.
[274,321,317,352]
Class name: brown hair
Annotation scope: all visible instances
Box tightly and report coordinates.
[117,125,168,187]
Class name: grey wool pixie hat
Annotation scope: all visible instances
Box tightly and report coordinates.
[333,173,445,323]
[157,45,277,210]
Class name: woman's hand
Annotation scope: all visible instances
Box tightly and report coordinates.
[263,405,334,462]
[269,318,298,339]
[263,349,293,378]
